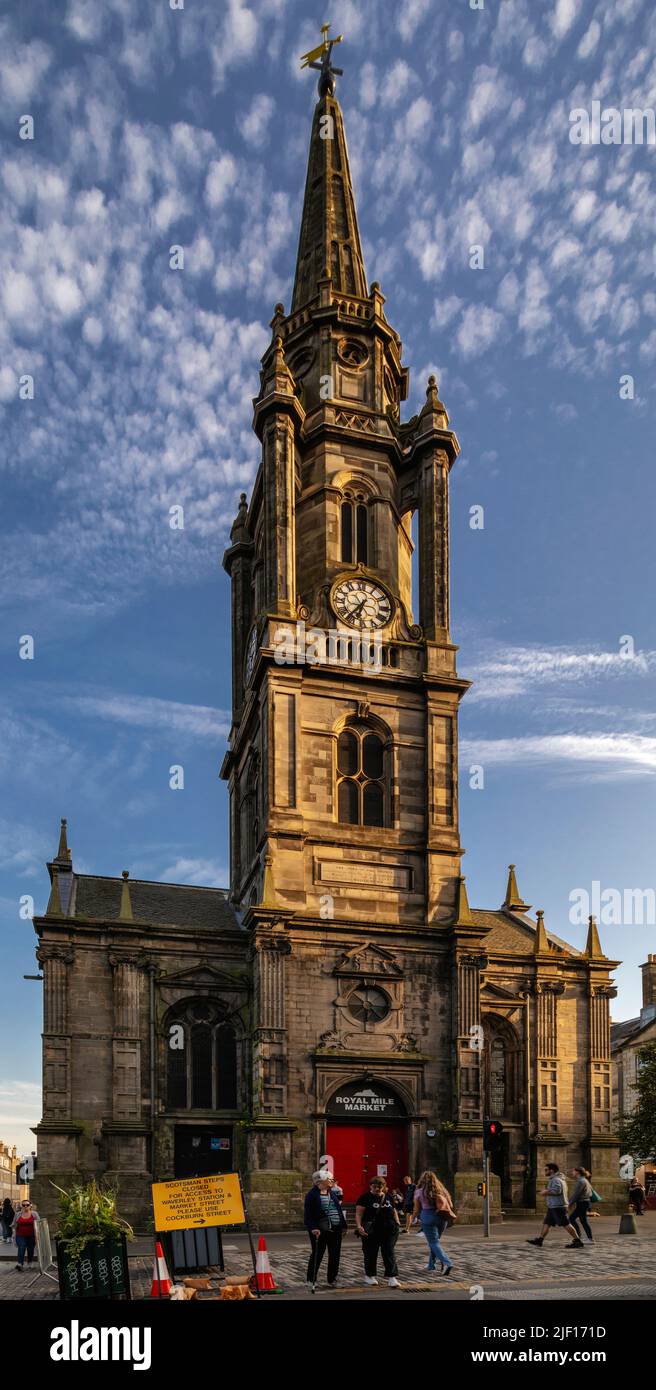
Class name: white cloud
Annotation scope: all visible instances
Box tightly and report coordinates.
[43,271,83,318]
[518,262,552,341]
[3,270,39,323]
[523,37,550,70]
[82,315,104,346]
[0,37,52,104]
[431,295,462,329]
[461,733,656,779]
[456,304,505,358]
[237,94,275,147]
[403,96,432,139]
[358,61,377,111]
[571,189,598,223]
[160,858,229,888]
[397,0,432,42]
[60,692,231,740]
[467,642,654,701]
[205,154,238,208]
[550,0,578,40]
[577,19,601,58]
[466,66,505,131]
[384,60,418,108]
[65,0,104,43]
[211,0,257,87]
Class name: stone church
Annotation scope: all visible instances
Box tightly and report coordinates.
[32,58,625,1228]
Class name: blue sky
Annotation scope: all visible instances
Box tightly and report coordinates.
[1,0,655,1153]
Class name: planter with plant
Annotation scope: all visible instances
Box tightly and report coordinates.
[52,1179,134,1300]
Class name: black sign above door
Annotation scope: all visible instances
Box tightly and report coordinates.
[326,1079,405,1118]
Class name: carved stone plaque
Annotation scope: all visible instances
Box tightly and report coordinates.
[317,861,411,890]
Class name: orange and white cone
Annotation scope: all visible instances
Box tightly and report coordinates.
[255,1235,278,1292]
[150,1240,172,1298]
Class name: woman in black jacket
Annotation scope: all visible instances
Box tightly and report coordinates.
[1,1198,15,1242]
[303,1171,347,1287]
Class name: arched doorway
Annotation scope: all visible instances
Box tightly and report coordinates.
[324,1079,409,1202]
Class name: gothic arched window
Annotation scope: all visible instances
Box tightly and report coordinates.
[482,1017,520,1121]
[336,722,388,827]
[340,490,369,565]
[166,1002,238,1111]
[489,1037,506,1115]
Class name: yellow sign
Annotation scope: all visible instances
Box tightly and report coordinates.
[151,1174,245,1232]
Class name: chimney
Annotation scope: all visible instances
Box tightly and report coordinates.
[640,954,656,1023]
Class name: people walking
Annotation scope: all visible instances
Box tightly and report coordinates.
[1,1197,15,1242]
[303,1170,346,1288]
[413,1171,455,1275]
[355,1177,401,1288]
[402,1175,416,1233]
[568,1167,594,1242]
[527,1163,583,1249]
[13,1199,38,1270]
[629,1177,646,1215]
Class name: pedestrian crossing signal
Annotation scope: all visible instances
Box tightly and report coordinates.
[483,1120,504,1153]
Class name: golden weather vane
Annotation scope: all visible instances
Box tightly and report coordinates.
[300,22,344,96]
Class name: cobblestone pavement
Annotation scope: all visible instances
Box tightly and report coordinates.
[2,1223,655,1301]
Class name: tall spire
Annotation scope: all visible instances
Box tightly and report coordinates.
[292,30,367,311]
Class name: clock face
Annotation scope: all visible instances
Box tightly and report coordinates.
[244,626,258,686]
[332,577,393,630]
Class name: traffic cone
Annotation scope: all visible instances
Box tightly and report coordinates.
[150,1240,172,1298]
[255,1235,278,1292]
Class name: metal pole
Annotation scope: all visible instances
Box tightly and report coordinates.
[238,1171,262,1299]
[483,1150,490,1239]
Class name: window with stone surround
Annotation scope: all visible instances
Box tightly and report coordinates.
[336,720,388,827]
[166,1001,237,1111]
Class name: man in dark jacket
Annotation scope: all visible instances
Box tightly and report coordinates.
[304,1171,347,1287]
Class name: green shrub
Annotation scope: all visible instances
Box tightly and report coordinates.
[51,1179,134,1261]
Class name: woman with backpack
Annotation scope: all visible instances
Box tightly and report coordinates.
[413,1170,456,1275]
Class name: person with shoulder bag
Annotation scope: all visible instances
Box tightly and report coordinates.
[412,1171,455,1275]
[13,1199,39,1271]
[355,1177,401,1288]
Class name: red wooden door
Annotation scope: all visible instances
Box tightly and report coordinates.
[326,1124,408,1203]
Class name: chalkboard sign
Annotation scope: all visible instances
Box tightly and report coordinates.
[56,1234,131,1301]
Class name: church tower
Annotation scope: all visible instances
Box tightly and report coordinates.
[221,36,471,1217]
[222,52,467,935]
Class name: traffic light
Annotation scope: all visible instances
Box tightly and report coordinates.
[483,1120,504,1154]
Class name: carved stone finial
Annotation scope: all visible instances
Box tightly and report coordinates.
[119,870,133,922]
[534,909,550,955]
[46,866,63,917]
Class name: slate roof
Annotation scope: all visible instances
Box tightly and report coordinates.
[611,1015,656,1051]
[72,874,241,932]
[471,908,581,958]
